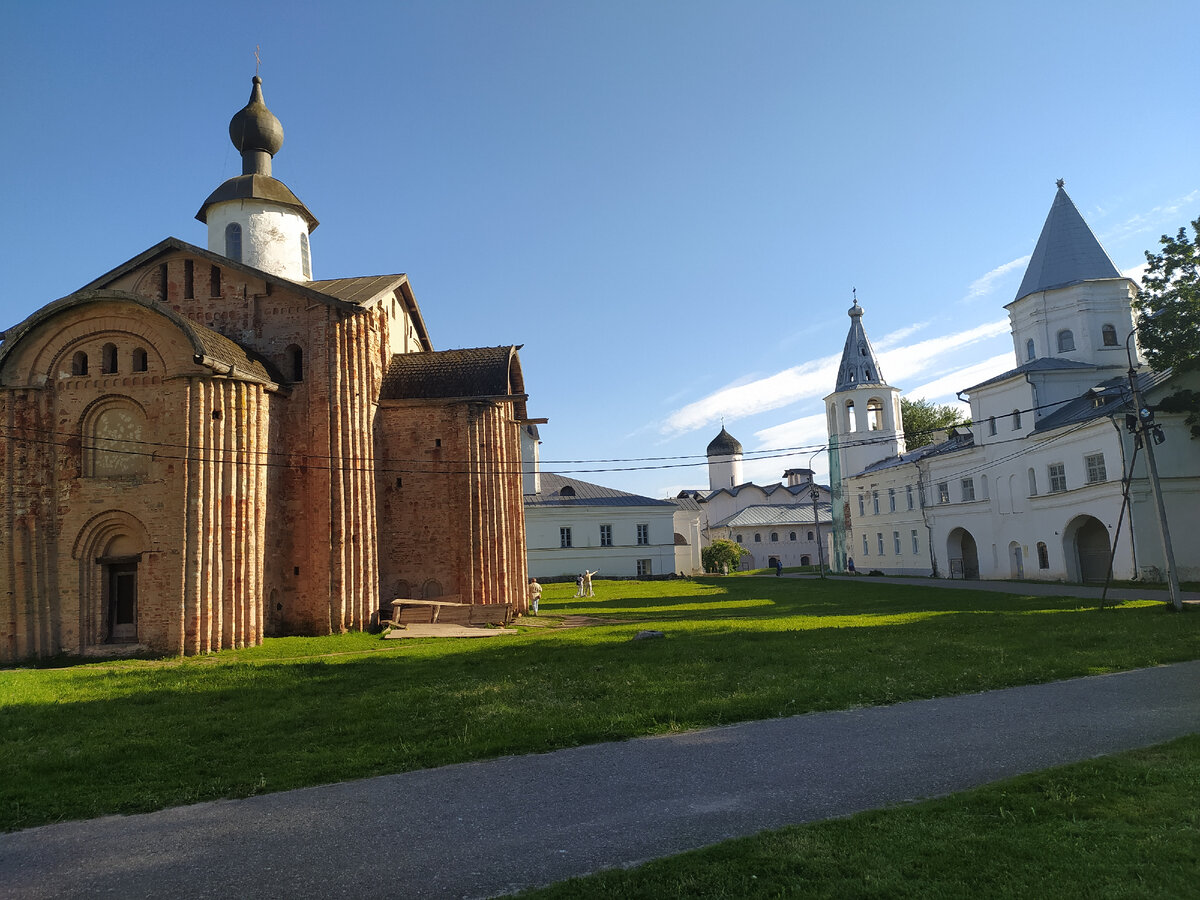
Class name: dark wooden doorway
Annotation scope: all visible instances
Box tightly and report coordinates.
[107,562,138,642]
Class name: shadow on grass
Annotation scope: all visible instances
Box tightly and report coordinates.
[2,591,1197,832]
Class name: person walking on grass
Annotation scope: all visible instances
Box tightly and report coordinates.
[575,573,584,597]
[528,578,542,615]
[775,559,783,577]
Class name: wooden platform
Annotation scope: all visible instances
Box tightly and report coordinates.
[383,597,514,628]
[383,623,517,640]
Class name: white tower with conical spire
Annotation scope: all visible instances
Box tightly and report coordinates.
[1006,180,1139,372]
[824,297,906,482]
[706,426,744,491]
[196,76,319,281]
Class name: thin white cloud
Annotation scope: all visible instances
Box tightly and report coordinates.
[753,412,829,451]
[658,354,841,436]
[658,318,1012,437]
[874,320,929,349]
[1100,189,1200,245]
[961,255,1030,303]
[904,351,1015,403]
[1122,261,1148,285]
[877,319,1010,385]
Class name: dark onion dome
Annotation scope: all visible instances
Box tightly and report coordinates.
[707,426,743,457]
[196,76,318,230]
[229,76,284,159]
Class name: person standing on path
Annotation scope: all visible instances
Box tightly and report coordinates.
[775,559,783,576]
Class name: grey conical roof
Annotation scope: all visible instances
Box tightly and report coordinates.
[1013,184,1121,303]
[834,300,887,391]
[706,427,742,457]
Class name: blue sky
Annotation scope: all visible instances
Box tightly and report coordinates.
[3,1,1197,498]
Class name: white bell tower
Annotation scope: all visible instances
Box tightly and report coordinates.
[824,297,906,482]
[196,76,318,281]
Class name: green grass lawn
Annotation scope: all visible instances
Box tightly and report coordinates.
[2,577,1197,832]
[520,734,1200,899]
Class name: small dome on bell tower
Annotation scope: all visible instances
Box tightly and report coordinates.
[196,76,318,281]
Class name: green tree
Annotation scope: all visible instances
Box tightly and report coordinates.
[1135,218,1200,437]
[900,397,967,449]
[702,538,749,574]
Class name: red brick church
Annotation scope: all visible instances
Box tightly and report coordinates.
[0,77,531,662]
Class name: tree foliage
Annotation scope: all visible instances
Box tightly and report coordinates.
[1136,218,1200,437]
[900,397,967,449]
[702,538,749,574]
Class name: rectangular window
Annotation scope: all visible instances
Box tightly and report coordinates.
[858,494,865,516]
[560,527,572,548]
[1048,463,1067,493]
[877,533,885,555]
[893,531,901,554]
[1085,453,1107,484]
[937,482,949,504]
[911,529,920,554]
[636,559,652,577]
[862,534,869,556]
[918,483,926,507]
[636,523,649,545]
[888,488,896,512]
[872,491,880,515]
[599,524,613,547]
[961,478,975,502]
[906,484,914,510]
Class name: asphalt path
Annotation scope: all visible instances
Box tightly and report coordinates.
[3,660,1199,899]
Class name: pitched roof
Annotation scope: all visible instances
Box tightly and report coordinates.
[381,346,527,419]
[856,430,975,475]
[711,503,832,529]
[76,239,433,345]
[525,473,676,508]
[1032,369,1172,434]
[834,300,888,391]
[961,356,1098,393]
[701,481,828,502]
[1013,185,1122,303]
[308,275,407,306]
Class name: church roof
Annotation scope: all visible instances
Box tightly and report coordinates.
[381,346,527,418]
[77,238,433,348]
[195,174,319,230]
[706,426,742,457]
[310,275,407,305]
[834,299,888,391]
[1012,184,1122,303]
[525,472,675,507]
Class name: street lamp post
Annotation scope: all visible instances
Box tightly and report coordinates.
[810,486,826,578]
[1125,328,1182,611]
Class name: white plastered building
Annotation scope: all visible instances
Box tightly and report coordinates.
[827,184,1200,583]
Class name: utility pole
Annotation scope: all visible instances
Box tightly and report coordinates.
[1125,333,1182,611]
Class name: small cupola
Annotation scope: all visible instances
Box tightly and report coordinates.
[197,76,318,281]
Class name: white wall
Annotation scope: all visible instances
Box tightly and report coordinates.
[526,504,678,578]
[207,200,311,281]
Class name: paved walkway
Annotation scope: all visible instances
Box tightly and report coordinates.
[2,660,1199,899]
[788,572,1200,604]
